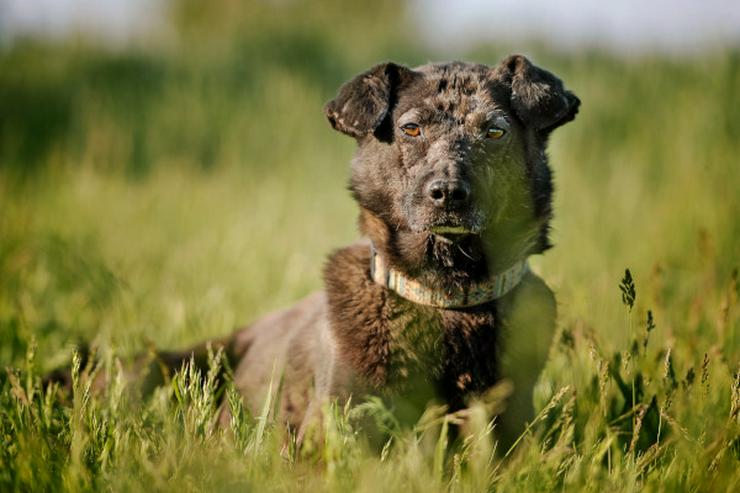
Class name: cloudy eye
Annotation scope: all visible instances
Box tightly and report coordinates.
[486,126,506,140]
[400,123,422,137]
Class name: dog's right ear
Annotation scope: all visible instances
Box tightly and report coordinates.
[324,62,415,139]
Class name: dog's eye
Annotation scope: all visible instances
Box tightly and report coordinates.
[400,123,421,137]
[486,127,506,140]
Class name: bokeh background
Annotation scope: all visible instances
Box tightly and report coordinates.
[1,0,737,364]
[0,2,739,490]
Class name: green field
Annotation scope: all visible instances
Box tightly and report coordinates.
[1,2,738,491]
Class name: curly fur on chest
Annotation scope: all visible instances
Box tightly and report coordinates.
[324,243,500,404]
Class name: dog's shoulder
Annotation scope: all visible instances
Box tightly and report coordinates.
[323,242,395,387]
[496,270,556,375]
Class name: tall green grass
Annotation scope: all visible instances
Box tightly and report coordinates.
[1,1,738,490]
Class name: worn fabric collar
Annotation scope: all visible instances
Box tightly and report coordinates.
[369,243,529,309]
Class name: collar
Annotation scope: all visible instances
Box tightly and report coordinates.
[369,244,529,309]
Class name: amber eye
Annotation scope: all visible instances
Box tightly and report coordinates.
[401,123,421,137]
[486,127,506,140]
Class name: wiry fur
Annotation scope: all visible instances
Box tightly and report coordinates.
[51,55,579,447]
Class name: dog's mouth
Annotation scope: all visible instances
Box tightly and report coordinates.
[429,225,473,235]
[427,222,482,242]
[407,206,486,240]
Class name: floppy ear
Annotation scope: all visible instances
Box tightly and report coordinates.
[324,62,414,139]
[496,55,580,134]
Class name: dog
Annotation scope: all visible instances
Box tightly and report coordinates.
[53,55,580,447]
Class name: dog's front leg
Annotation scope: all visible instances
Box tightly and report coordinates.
[495,271,557,451]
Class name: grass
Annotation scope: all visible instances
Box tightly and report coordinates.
[0,1,739,490]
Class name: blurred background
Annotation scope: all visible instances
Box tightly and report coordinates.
[0,0,738,369]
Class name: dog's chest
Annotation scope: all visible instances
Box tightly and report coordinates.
[325,244,500,397]
[382,299,498,392]
[381,299,446,391]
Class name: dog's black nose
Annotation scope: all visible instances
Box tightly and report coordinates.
[426,179,470,208]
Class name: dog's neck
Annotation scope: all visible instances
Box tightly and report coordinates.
[370,241,528,308]
[323,243,500,392]
[358,207,530,294]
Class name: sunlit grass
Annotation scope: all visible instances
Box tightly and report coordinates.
[0,11,738,490]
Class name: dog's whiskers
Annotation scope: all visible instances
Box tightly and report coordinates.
[457,243,477,261]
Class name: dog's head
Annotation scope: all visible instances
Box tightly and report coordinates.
[325,56,579,286]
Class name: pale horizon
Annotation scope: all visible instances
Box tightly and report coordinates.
[1,0,739,54]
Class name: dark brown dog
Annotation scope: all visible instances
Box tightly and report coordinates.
[55,55,580,446]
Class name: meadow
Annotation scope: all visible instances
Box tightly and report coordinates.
[0,2,738,491]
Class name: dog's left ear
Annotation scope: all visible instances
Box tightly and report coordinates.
[325,62,416,139]
[494,55,580,135]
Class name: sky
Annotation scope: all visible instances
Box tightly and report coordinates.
[411,0,740,54]
[1,0,739,54]
[0,0,167,44]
